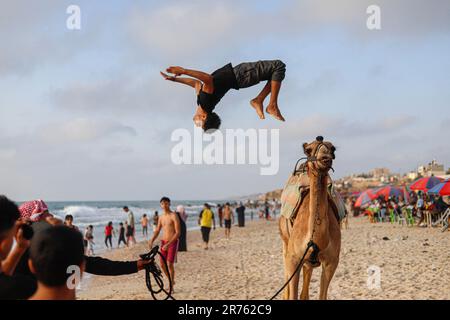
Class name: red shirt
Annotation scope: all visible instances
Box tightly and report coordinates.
[105,225,113,236]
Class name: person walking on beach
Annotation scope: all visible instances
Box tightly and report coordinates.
[84,225,95,256]
[176,205,188,252]
[125,221,134,246]
[148,197,180,292]
[236,202,246,227]
[123,207,136,246]
[117,222,127,248]
[264,200,271,220]
[104,221,115,249]
[198,203,216,250]
[153,211,159,232]
[141,214,149,238]
[223,203,234,240]
[218,204,224,228]
[161,60,286,131]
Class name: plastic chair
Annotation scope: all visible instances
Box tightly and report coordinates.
[398,209,406,226]
[405,207,415,227]
[389,209,396,224]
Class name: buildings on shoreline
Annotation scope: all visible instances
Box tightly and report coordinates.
[248,159,449,201]
[335,159,449,193]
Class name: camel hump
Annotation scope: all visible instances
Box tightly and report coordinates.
[280,171,345,222]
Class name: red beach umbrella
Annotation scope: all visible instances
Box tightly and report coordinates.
[410,176,444,192]
[427,180,450,196]
[354,189,377,207]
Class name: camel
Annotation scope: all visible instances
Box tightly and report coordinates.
[279,136,341,300]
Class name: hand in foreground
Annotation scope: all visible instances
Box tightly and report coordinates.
[166,66,184,76]
[137,259,153,271]
[160,71,176,81]
[162,243,169,252]
[15,222,31,250]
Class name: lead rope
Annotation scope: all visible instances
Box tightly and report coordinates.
[141,246,176,300]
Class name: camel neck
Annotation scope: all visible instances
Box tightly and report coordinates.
[308,171,329,241]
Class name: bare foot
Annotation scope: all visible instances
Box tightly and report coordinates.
[266,103,285,122]
[250,98,265,119]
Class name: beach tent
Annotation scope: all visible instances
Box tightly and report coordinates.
[427,180,450,196]
[410,176,444,192]
[354,189,377,207]
[375,186,410,202]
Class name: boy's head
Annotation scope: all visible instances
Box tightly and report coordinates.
[119,222,123,226]
[64,215,73,223]
[160,197,170,211]
[143,214,147,218]
[0,195,20,260]
[203,112,221,132]
[204,203,211,209]
[29,226,85,288]
[123,206,129,212]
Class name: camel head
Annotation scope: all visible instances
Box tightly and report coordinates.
[302,136,336,174]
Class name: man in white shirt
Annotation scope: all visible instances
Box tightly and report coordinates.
[123,206,136,246]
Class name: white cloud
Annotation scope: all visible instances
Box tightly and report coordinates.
[37,118,136,144]
[127,2,243,60]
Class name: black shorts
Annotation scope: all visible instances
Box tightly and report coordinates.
[233,60,286,88]
[224,219,232,229]
[201,226,211,243]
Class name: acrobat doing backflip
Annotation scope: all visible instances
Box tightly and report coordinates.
[161,60,286,131]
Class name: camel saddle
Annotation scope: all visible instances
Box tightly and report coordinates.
[280,171,347,224]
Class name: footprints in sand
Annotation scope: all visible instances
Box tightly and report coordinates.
[78,218,450,300]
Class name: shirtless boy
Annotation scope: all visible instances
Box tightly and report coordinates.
[148,197,180,292]
[223,203,234,240]
[161,59,286,131]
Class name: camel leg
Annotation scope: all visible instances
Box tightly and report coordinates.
[319,261,338,300]
[300,264,313,300]
[282,239,290,300]
[286,255,301,300]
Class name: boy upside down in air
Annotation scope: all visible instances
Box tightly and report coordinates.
[161,60,286,131]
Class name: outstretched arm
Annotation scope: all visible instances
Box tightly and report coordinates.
[166,66,214,93]
[160,72,200,88]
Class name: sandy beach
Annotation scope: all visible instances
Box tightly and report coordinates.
[78,217,450,300]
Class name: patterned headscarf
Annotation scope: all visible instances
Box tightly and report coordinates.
[18,199,51,222]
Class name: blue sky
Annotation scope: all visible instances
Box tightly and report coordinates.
[1,0,449,201]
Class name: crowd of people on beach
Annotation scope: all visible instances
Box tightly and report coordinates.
[346,192,450,231]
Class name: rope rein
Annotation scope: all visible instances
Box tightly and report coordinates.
[140,245,176,300]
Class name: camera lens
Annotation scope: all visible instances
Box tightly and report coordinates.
[20,223,34,240]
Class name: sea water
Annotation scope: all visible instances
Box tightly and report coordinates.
[45,200,259,254]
